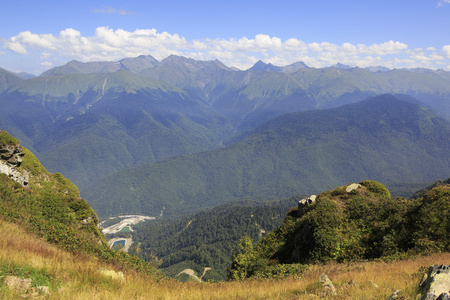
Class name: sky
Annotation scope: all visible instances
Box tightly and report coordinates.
[1,0,450,74]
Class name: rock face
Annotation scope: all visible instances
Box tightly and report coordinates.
[0,143,24,165]
[420,265,450,300]
[0,137,29,186]
[297,195,316,216]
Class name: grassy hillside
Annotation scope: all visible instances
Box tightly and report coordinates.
[2,179,448,298]
[2,131,448,299]
[229,180,449,280]
[4,219,447,299]
[84,95,450,218]
[0,130,161,282]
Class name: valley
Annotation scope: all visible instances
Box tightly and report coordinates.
[100,215,155,252]
[0,56,449,296]
[100,215,155,235]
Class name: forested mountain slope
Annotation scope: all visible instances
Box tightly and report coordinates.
[84,95,450,217]
[2,56,450,192]
[0,70,233,189]
[129,198,299,282]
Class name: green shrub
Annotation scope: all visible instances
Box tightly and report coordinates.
[360,180,391,199]
[414,186,450,251]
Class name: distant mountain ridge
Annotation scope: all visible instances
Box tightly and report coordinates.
[1,55,450,197]
[40,55,159,76]
[0,67,23,93]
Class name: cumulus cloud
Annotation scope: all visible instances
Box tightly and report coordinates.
[443,45,450,57]
[437,0,450,7]
[1,27,450,71]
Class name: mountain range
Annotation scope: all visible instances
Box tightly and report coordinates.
[1,55,450,216]
[83,95,450,217]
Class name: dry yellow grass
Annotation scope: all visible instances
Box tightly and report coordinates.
[1,219,448,299]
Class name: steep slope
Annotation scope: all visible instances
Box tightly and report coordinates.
[3,56,450,193]
[0,130,160,280]
[0,70,233,189]
[0,67,23,93]
[288,67,450,117]
[83,95,450,218]
[229,180,449,280]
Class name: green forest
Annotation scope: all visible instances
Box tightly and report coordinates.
[128,198,301,281]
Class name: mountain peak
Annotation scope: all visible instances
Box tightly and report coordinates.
[119,55,159,72]
[328,63,353,69]
[249,60,282,72]
[281,61,309,73]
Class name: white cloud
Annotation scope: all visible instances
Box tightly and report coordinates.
[41,61,53,67]
[437,0,450,7]
[1,27,450,71]
[442,45,450,57]
[4,41,28,54]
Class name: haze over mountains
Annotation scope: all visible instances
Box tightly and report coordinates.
[1,54,450,218]
[84,95,450,217]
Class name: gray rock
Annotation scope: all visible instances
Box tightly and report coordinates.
[420,265,450,300]
[0,160,29,186]
[346,183,362,193]
[387,289,402,299]
[0,144,24,166]
[0,142,29,186]
[3,276,32,292]
[297,195,316,216]
[319,273,337,296]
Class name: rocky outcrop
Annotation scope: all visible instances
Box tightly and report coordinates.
[0,143,25,166]
[346,183,362,193]
[0,139,29,186]
[419,265,450,300]
[297,195,316,216]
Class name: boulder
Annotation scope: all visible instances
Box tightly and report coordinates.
[3,276,32,292]
[420,265,450,300]
[346,183,362,193]
[297,195,316,216]
[319,273,337,296]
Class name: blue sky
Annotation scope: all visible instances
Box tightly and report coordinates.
[1,0,450,74]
